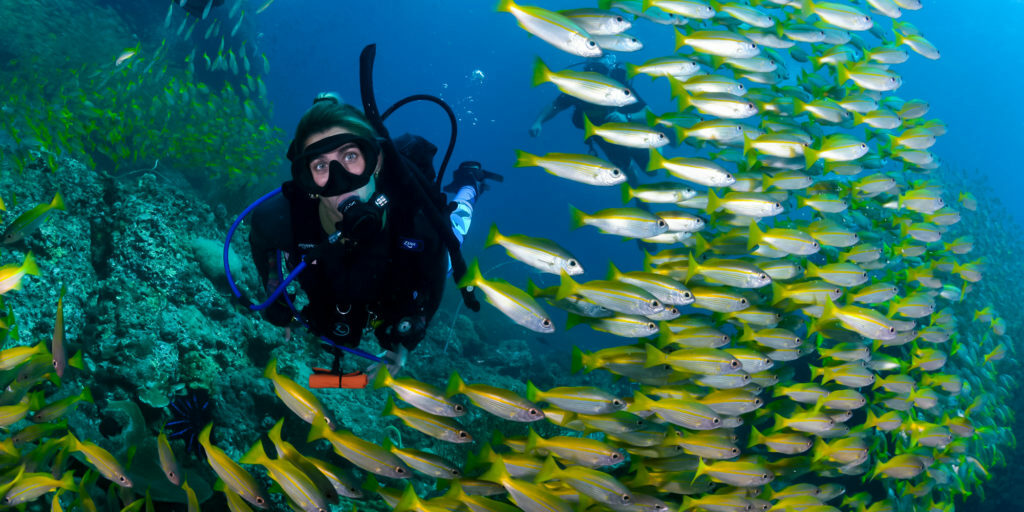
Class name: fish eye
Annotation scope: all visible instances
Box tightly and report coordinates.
[612,169,621,175]
[454,404,465,413]
[630,38,638,43]
[612,398,624,407]
[257,498,266,505]
[622,494,632,502]
[742,375,750,381]
[588,40,597,47]
[647,322,657,330]
[119,476,127,483]
[730,360,740,368]
[732,447,740,454]
[658,220,667,227]
[616,16,623,21]
[762,473,769,479]
[542,319,552,327]
[568,260,577,267]
[774,202,781,208]
[684,292,692,298]
[168,471,176,479]
[741,298,748,304]
[889,327,895,333]
[458,431,469,438]
[713,417,721,424]
[651,300,661,307]
[624,89,631,96]
[529,408,541,416]
[396,466,406,474]
[760,273,768,280]
[611,452,622,460]
[452,469,462,476]
[659,133,667,139]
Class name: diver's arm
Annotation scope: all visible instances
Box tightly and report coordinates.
[530,94,575,136]
[248,194,295,326]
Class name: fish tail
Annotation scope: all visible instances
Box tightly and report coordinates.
[555,271,579,301]
[67,350,84,371]
[705,189,722,214]
[445,372,465,398]
[21,251,40,277]
[564,312,583,331]
[239,438,267,465]
[647,148,664,173]
[770,281,786,306]
[643,343,666,368]
[80,386,94,403]
[382,395,396,417]
[484,223,501,248]
[685,253,698,285]
[371,365,392,390]
[198,423,213,449]
[673,28,687,52]
[535,455,560,483]
[495,0,514,13]
[267,418,285,446]
[531,57,550,88]
[570,346,585,374]
[525,381,540,402]
[624,62,639,80]
[747,221,764,252]
[513,149,536,168]
[456,259,482,289]
[525,427,542,453]
[803,146,820,170]
[620,182,634,204]
[582,114,596,140]
[307,414,330,443]
[748,426,765,448]
[568,205,586,231]
[606,261,623,281]
[691,457,708,484]
[51,192,65,211]
[263,358,278,380]
[800,0,815,20]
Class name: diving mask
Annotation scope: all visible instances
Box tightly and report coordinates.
[288,132,381,197]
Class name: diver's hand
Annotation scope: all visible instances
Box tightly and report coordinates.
[529,122,542,138]
[605,111,628,123]
[367,345,408,379]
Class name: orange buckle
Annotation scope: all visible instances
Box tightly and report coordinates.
[309,368,369,389]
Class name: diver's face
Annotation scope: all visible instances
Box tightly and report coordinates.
[304,127,367,188]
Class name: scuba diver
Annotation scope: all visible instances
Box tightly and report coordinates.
[528,54,653,187]
[227,45,501,389]
[245,92,500,388]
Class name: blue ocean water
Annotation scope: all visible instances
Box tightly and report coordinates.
[0,0,1019,510]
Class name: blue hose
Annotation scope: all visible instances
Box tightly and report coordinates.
[224,188,383,363]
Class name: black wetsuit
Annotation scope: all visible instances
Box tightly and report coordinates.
[248,134,449,353]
